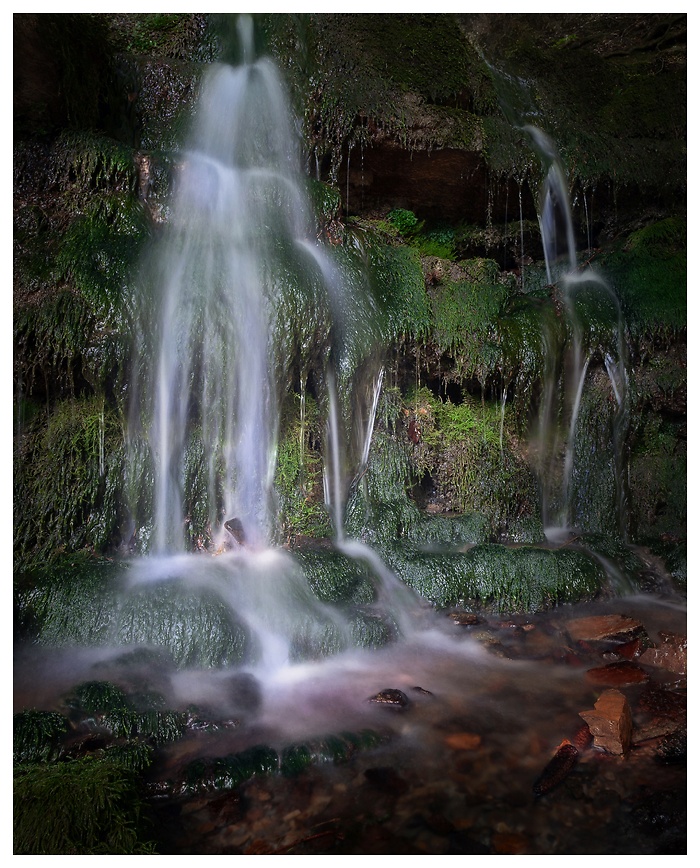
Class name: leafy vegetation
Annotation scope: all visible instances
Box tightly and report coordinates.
[14,756,157,854]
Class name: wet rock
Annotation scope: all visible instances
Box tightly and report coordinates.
[579,688,633,755]
[224,518,246,546]
[565,613,644,643]
[207,790,244,826]
[639,631,687,675]
[629,788,687,839]
[411,685,434,696]
[368,688,409,708]
[572,723,593,751]
[532,740,579,797]
[222,672,262,715]
[585,660,649,687]
[637,683,687,719]
[654,726,686,765]
[449,611,479,626]
[605,636,644,660]
[185,705,239,733]
[444,731,482,751]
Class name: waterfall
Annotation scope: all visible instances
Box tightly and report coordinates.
[524,126,630,540]
[130,17,316,552]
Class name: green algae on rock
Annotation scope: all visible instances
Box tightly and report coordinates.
[383,543,605,613]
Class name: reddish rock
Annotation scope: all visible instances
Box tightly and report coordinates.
[572,724,593,751]
[637,684,687,718]
[615,637,644,660]
[449,612,479,626]
[639,632,687,675]
[565,613,643,643]
[585,660,649,687]
[444,732,482,751]
[532,740,579,797]
[579,689,633,755]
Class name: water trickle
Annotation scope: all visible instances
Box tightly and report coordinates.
[523,126,630,541]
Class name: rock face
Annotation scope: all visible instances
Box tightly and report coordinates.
[579,688,633,755]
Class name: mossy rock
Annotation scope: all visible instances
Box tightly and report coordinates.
[64,680,187,745]
[384,542,605,613]
[294,547,376,604]
[115,580,250,669]
[14,556,128,645]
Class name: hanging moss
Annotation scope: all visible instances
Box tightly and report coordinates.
[275,394,332,543]
[628,414,686,541]
[13,397,125,569]
[54,192,149,321]
[497,292,566,424]
[14,755,157,854]
[366,242,431,342]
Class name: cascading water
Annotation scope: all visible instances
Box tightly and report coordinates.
[522,125,630,542]
[130,16,311,552]
[124,15,420,677]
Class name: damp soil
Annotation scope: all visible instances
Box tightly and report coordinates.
[31,592,681,856]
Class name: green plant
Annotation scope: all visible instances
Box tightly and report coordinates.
[14,756,157,854]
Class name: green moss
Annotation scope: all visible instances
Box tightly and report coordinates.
[384,543,604,612]
[601,218,686,337]
[14,398,125,568]
[115,581,250,669]
[54,192,149,321]
[275,394,332,542]
[428,269,507,382]
[14,711,69,765]
[497,292,566,422]
[367,242,431,342]
[628,415,686,540]
[14,756,157,854]
[14,291,95,398]
[293,548,375,605]
[14,555,127,645]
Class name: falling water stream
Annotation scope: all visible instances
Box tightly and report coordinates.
[14,18,685,856]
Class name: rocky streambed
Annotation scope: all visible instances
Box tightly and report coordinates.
[14,593,686,855]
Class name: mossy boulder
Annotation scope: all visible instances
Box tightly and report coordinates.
[383,542,605,612]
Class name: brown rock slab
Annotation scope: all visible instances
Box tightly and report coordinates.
[639,632,687,675]
[565,613,643,643]
[579,688,633,755]
[585,660,649,687]
[444,731,482,750]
